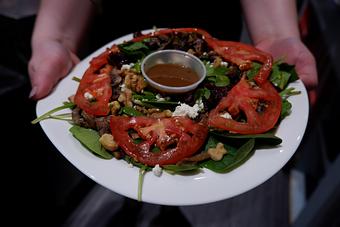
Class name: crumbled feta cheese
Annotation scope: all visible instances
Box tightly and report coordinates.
[133,99,143,105]
[84,92,95,101]
[221,61,229,67]
[152,164,162,177]
[120,63,134,71]
[220,112,232,119]
[172,103,200,119]
[128,163,134,168]
[195,99,205,111]
[156,94,165,101]
[129,118,137,124]
[119,83,126,91]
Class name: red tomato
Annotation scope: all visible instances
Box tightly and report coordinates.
[74,45,119,116]
[205,39,273,85]
[110,116,208,166]
[208,77,282,134]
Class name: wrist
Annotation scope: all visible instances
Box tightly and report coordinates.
[241,0,300,46]
[31,32,78,55]
[255,35,301,48]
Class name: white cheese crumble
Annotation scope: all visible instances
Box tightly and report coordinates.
[129,118,137,124]
[84,92,95,101]
[152,164,163,177]
[120,63,134,71]
[172,103,200,119]
[220,112,232,119]
[195,99,205,111]
[119,83,126,92]
[220,61,229,67]
[155,94,165,101]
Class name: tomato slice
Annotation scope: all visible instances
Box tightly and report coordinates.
[74,45,119,116]
[110,116,208,166]
[208,77,282,134]
[205,39,273,85]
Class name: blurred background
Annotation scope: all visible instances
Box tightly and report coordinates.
[1,0,339,226]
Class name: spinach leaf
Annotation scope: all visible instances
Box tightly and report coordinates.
[133,90,178,109]
[119,42,148,52]
[210,130,282,146]
[270,61,300,90]
[151,146,161,153]
[279,87,300,120]
[124,156,152,170]
[132,59,142,74]
[69,125,113,159]
[31,102,75,124]
[141,100,179,108]
[205,62,230,87]
[270,64,291,90]
[281,99,292,120]
[121,106,144,116]
[133,92,157,102]
[278,62,299,83]
[163,163,200,174]
[280,87,301,100]
[204,136,237,155]
[72,76,81,82]
[246,62,262,80]
[138,166,147,202]
[118,41,150,60]
[215,74,230,87]
[194,87,211,101]
[246,61,299,90]
[201,139,255,173]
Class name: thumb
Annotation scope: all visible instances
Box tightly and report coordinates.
[29,43,78,100]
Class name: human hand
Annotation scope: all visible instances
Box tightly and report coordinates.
[255,37,318,105]
[28,40,79,100]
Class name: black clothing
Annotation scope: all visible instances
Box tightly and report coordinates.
[90,0,242,51]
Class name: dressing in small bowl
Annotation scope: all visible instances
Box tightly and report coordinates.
[141,50,206,93]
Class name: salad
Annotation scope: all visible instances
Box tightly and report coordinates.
[33,28,301,200]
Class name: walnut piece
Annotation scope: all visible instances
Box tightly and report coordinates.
[122,70,147,92]
[99,134,118,151]
[207,143,228,161]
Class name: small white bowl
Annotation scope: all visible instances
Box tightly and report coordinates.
[141,50,206,94]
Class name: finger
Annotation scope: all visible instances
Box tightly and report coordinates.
[295,52,318,90]
[29,53,73,100]
[308,89,317,106]
[69,51,80,65]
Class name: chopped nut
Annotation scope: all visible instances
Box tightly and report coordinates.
[213,57,222,67]
[150,109,172,118]
[99,134,118,151]
[187,49,195,55]
[118,88,133,107]
[68,95,75,103]
[122,70,147,92]
[109,101,121,115]
[207,143,227,161]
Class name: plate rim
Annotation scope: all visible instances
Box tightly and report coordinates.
[36,29,309,206]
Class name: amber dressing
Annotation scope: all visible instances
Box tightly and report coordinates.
[146,63,199,87]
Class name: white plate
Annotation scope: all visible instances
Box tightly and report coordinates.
[36,31,309,206]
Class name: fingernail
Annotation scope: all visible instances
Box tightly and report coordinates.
[29,86,37,99]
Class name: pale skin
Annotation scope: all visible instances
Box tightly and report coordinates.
[29,0,318,104]
[28,0,94,99]
[241,0,318,103]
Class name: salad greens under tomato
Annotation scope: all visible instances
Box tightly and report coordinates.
[32,28,300,199]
